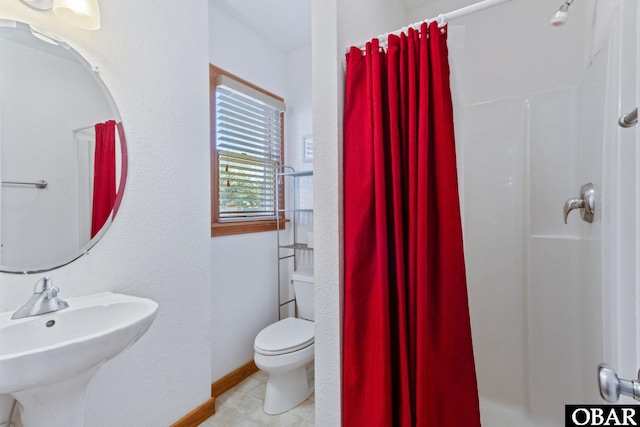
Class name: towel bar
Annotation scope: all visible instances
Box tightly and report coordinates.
[2,180,48,188]
[619,108,638,128]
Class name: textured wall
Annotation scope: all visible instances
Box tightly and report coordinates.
[285,46,313,173]
[208,2,314,383]
[312,0,407,425]
[208,2,285,383]
[0,1,212,425]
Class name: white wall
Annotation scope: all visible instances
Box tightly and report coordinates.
[461,86,597,426]
[209,2,283,383]
[208,2,314,382]
[313,0,407,424]
[284,46,314,274]
[209,3,286,97]
[0,1,212,425]
[285,46,313,172]
[406,0,590,105]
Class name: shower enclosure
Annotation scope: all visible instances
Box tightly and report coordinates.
[312,0,640,424]
[456,1,639,425]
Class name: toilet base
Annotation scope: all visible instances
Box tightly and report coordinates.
[263,363,313,415]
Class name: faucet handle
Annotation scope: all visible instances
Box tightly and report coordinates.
[33,276,53,293]
[46,286,60,300]
[29,283,68,316]
[563,198,585,224]
[563,183,596,224]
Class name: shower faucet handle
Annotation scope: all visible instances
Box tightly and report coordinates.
[563,183,595,224]
[563,198,585,224]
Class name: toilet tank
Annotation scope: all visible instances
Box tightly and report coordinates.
[292,268,314,321]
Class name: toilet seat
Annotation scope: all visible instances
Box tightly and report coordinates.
[254,317,314,356]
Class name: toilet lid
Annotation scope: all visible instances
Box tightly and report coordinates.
[254,317,314,356]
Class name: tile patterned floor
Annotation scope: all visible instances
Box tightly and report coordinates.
[199,370,315,426]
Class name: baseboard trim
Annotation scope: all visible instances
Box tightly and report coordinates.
[171,360,258,426]
[211,360,259,398]
[170,397,216,427]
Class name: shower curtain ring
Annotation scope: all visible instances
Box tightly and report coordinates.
[436,14,447,28]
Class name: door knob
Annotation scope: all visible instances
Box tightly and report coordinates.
[597,363,640,402]
[563,183,595,224]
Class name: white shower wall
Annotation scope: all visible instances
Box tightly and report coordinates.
[461,69,592,427]
[459,2,638,424]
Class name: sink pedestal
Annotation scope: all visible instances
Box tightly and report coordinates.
[12,366,100,427]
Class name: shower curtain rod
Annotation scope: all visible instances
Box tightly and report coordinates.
[72,124,96,133]
[354,0,514,51]
[72,119,117,133]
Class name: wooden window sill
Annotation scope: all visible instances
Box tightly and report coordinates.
[211,219,289,237]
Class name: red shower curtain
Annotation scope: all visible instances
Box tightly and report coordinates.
[91,120,116,238]
[343,22,480,426]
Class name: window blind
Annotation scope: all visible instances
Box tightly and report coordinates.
[215,83,284,221]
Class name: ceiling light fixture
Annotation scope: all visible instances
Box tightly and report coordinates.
[17,0,101,30]
[53,0,101,30]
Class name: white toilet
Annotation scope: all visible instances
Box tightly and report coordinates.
[254,268,314,415]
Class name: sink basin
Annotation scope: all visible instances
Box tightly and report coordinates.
[0,292,158,426]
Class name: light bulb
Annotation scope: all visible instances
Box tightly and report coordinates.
[52,0,101,30]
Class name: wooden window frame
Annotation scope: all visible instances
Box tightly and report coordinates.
[210,64,285,237]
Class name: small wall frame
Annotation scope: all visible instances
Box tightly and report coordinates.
[303,135,313,163]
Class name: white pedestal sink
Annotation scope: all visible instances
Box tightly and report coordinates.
[0,292,158,427]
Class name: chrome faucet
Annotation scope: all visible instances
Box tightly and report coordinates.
[11,276,69,319]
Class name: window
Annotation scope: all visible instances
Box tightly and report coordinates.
[210,65,285,237]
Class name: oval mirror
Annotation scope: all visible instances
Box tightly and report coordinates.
[0,20,127,273]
